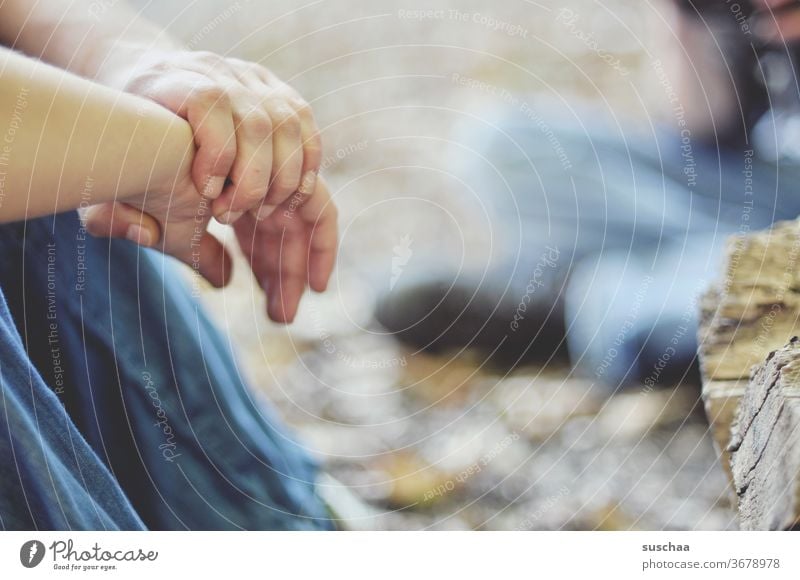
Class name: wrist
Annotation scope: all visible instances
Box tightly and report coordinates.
[123,95,195,202]
[150,116,195,200]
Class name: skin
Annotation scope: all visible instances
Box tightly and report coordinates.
[0,0,337,323]
[0,47,195,224]
[751,0,800,42]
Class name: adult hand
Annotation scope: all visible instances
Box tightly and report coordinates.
[83,50,337,323]
[83,141,338,324]
[233,176,338,323]
[105,50,322,222]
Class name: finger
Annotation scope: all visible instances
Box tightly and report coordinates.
[227,71,284,222]
[194,232,233,288]
[170,228,233,288]
[151,72,238,200]
[265,228,308,323]
[268,273,306,324]
[233,213,283,295]
[187,87,237,201]
[299,177,338,292]
[296,103,322,196]
[233,211,260,264]
[226,60,266,90]
[210,103,273,222]
[265,105,304,206]
[83,202,160,247]
[242,70,319,206]
[236,213,307,323]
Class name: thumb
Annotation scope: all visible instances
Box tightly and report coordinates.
[83,202,232,288]
[82,202,160,247]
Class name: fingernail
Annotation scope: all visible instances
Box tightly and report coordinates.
[202,175,226,198]
[298,170,317,195]
[219,210,244,224]
[255,205,277,220]
[126,224,152,246]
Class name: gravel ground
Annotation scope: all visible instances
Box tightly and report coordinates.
[139,0,736,530]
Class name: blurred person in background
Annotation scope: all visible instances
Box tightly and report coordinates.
[0,0,337,530]
[377,0,800,390]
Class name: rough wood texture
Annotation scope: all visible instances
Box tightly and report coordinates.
[698,220,800,529]
[728,340,800,530]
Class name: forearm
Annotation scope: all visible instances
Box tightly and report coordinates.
[0,0,179,83]
[0,47,193,222]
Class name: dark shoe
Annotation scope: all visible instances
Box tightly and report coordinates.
[375,250,569,367]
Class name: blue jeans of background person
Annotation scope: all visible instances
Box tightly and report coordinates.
[451,101,800,386]
[0,212,332,530]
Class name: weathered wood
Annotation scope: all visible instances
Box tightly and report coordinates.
[701,379,746,482]
[697,220,800,529]
[728,340,800,530]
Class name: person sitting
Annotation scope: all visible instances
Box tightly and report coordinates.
[0,0,337,530]
[376,0,800,389]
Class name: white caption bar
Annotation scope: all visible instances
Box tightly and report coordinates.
[1,531,798,578]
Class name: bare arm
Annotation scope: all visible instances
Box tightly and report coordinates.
[0,0,178,81]
[0,0,338,321]
[0,45,192,222]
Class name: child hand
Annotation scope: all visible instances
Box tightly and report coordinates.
[82,50,337,322]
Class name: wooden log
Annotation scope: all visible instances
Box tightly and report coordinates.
[697,220,800,529]
[728,340,800,530]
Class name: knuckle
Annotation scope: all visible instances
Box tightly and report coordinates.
[304,134,323,159]
[293,99,313,117]
[192,84,230,108]
[271,173,300,196]
[283,119,302,140]
[207,142,237,167]
[271,107,301,135]
[241,171,269,198]
[244,110,273,137]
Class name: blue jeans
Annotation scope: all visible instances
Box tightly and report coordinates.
[451,103,800,385]
[0,212,332,530]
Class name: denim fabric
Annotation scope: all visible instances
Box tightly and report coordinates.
[0,285,145,530]
[452,103,800,385]
[0,212,332,530]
